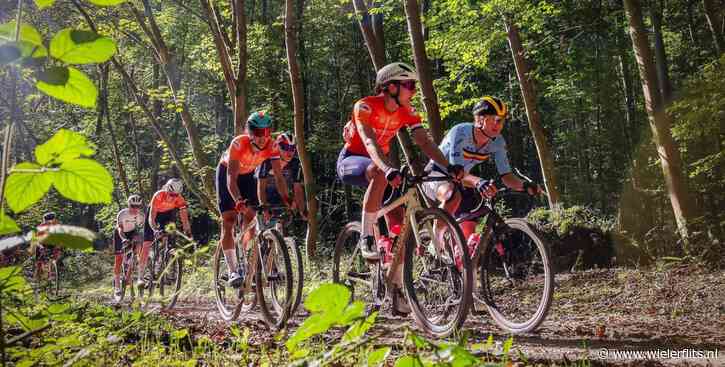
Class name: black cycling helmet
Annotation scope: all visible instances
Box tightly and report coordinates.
[472,96,508,117]
[43,212,56,222]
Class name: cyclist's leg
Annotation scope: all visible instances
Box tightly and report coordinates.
[113,230,124,288]
[217,163,240,274]
[237,172,259,246]
[139,210,155,282]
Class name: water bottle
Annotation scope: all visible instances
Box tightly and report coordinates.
[377,224,402,265]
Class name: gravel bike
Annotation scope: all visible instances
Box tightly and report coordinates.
[141,229,183,310]
[212,205,294,329]
[333,166,472,337]
[113,236,143,303]
[459,186,554,333]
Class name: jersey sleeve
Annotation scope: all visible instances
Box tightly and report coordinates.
[175,195,188,209]
[445,125,466,167]
[268,141,281,160]
[228,136,248,162]
[492,138,512,175]
[150,191,162,210]
[256,159,273,179]
[353,100,374,127]
[402,106,423,130]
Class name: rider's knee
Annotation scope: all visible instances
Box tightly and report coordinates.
[436,183,457,203]
[366,163,384,181]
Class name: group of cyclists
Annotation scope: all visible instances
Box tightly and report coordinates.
[100,60,542,322]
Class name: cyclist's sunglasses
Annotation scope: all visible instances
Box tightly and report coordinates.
[279,143,296,152]
[130,204,142,209]
[398,80,417,91]
[251,127,271,137]
[478,114,507,124]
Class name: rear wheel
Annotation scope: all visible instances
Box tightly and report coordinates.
[47,260,60,298]
[285,236,304,317]
[256,229,293,329]
[333,222,374,305]
[212,244,243,321]
[479,218,554,333]
[403,208,472,337]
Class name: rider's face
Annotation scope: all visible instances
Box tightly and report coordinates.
[393,80,417,106]
[477,114,505,137]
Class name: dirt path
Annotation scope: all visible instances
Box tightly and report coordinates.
[108,264,725,366]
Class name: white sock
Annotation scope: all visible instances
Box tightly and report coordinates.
[361,211,376,239]
[224,249,239,274]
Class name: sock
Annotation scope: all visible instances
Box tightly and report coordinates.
[361,211,376,239]
[224,249,239,274]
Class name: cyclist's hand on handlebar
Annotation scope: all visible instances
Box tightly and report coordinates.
[523,181,543,196]
[447,164,465,181]
[476,179,498,199]
[385,167,403,188]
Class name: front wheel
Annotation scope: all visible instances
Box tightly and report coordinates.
[479,218,554,334]
[212,244,243,321]
[332,222,375,305]
[256,229,293,329]
[403,208,472,338]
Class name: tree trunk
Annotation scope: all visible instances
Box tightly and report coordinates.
[702,0,725,55]
[623,0,697,244]
[234,0,248,135]
[403,0,443,144]
[504,19,561,207]
[649,2,673,103]
[100,65,130,198]
[285,0,319,257]
[130,1,217,209]
[352,0,385,70]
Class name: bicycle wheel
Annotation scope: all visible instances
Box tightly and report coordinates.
[403,208,472,337]
[333,222,375,304]
[479,218,554,333]
[114,251,132,303]
[256,229,293,329]
[47,260,60,298]
[285,236,304,317]
[157,245,182,310]
[212,244,244,321]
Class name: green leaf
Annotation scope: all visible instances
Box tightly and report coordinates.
[47,303,70,314]
[0,44,22,64]
[303,282,350,313]
[50,29,116,64]
[0,266,28,293]
[0,212,20,235]
[367,347,391,367]
[5,162,53,213]
[394,356,423,367]
[343,310,377,342]
[36,66,97,108]
[38,224,96,250]
[35,129,95,165]
[53,158,113,204]
[34,0,56,9]
[502,336,513,354]
[0,22,47,58]
[87,0,126,5]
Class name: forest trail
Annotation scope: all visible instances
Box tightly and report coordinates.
[104,264,724,366]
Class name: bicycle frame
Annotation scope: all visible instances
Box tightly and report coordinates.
[235,207,281,296]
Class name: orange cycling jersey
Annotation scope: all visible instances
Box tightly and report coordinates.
[344,95,423,156]
[220,134,280,174]
[150,191,187,213]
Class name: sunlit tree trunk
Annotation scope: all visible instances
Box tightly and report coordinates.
[505,19,561,207]
[623,0,697,244]
[285,0,319,257]
[702,0,725,55]
[403,0,443,144]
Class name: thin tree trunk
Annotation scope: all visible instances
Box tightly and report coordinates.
[285,0,319,257]
[505,19,561,207]
[100,65,130,198]
[403,0,443,144]
[352,0,385,70]
[234,0,247,135]
[650,1,673,103]
[703,0,725,54]
[623,0,697,244]
[130,1,217,207]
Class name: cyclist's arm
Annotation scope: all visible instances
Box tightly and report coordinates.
[227,159,244,203]
[179,207,192,234]
[149,195,160,230]
[501,173,524,191]
[257,177,270,205]
[358,123,394,172]
[293,183,305,212]
[411,128,448,168]
[116,211,127,240]
[270,159,290,203]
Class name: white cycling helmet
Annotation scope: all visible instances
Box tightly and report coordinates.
[127,194,142,206]
[375,62,419,87]
[276,132,296,146]
[164,178,183,194]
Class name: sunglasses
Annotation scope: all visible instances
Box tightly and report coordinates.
[251,127,271,137]
[478,114,506,124]
[398,80,417,91]
[279,143,296,152]
[130,205,142,209]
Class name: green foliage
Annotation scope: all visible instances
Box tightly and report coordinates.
[49,29,116,65]
[35,66,99,108]
[87,0,127,6]
[39,225,95,250]
[528,205,614,237]
[4,162,54,214]
[33,0,55,10]
[0,22,47,59]
[0,212,21,235]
